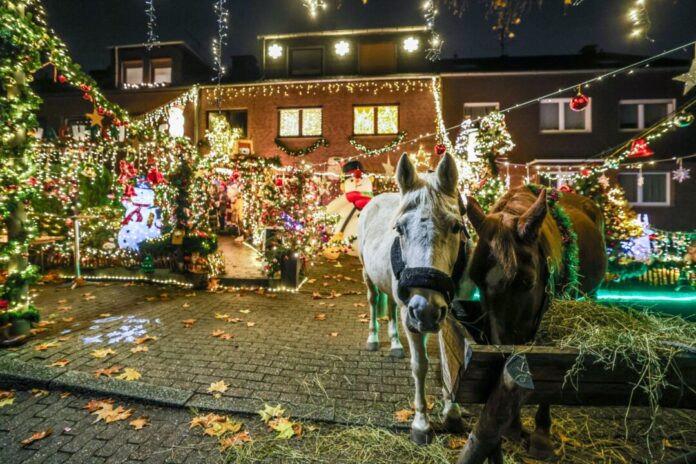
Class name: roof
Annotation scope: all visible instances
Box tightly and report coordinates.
[257,26,428,41]
[108,41,206,62]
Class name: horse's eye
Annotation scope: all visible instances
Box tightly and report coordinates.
[394,224,404,235]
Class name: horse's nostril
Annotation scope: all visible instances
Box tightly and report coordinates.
[408,305,417,321]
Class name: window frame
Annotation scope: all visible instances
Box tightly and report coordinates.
[618,99,675,131]
[539,98,592,133]
[122,60,145,86]
[150,58,173,84]
[618,171,671,207]
[352,104,400,136]
[463,102,500,120]
[277,107,323,138]
[288,47,324,77]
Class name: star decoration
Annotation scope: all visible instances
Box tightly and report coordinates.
[85,109,104,128]
[672,162,690,183]
[673,58,696,96]
[382,154,395,177]
[598,173,610,189]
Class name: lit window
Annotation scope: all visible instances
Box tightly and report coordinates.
[279,108,322,137]
[540,98,591,132]
[403,37,420,53]
[151,59,173,84]
[353,105,399,135]
[463,103,499,120]
[618,172,670,206]
[335,40,350,57]
[268,43,283,59]
[619,100,674,130]
[123,61,144,85]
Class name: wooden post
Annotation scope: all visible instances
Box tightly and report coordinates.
[457,354,534,464]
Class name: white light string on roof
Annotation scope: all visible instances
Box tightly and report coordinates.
[136,85,199,126]
[310,38,696,168]
[145,0,159,50]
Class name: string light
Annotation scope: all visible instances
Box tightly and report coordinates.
[211,0,229,101]
[628,0,653,41]
[422,0,442,61]
[301,0,327,18]
[144,0,159,50]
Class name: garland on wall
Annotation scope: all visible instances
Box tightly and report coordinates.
[274,137,329,157]
[348,132,406,157]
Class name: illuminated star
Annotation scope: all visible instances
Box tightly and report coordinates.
[597,173,610,189]
[382,154,395,177]
[672,166,690,183]
[85,109,104,128]
[673,58,696,96]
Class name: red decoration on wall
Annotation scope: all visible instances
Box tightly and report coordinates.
[434,144,447,156]
[146,167,168,185]
[569,87,590,112]
[628,138,654,158]
[57,74,66,84]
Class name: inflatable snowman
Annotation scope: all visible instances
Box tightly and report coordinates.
[324,161,373,257]
[118,179,163,251]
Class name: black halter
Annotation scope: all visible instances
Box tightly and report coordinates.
[391,196,470,306]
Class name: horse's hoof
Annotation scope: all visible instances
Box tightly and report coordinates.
[502,421,527,442]
[529,432,556,461]
[442,415,468,434]
[390,347,405,358]
[410,427,435,445]
[366,341,379,351]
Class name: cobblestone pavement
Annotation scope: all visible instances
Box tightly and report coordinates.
[1,256,443,427]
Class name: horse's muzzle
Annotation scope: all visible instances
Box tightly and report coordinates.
[405,291,448,334]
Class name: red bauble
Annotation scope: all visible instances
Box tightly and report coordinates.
[559,185,574,193]
[57,75,67,84]
[434,144,447,156]
[274,177,284,187]
[569,93,589,112]
[79,83,91,92]
[82,93,93,102]
[97,107,105,115]
[628,138,654,158]
[581,169,590,177]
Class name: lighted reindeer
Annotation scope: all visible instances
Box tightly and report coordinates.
[358,153,471,444]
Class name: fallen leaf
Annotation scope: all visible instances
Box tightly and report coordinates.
[59,392,71,399]
[62,317,75,323]
[182,319,196,328]
[312,292,323,300]
[130,346,149,353]
[219,333,234,340]
[215,313,230,320]
[181,303,190,308]
[36,320,56,327]
[190,413,226,429]
[116,368,142,381]
[219,430,252,450]
[185,292,197,297]
[30,328,48,335]
[98,313,111,317]
[314,313,327,321]
[211,329,226,337]
[95,405,133,424]
[145,296,156,302]
[226,317,242,323]
[20,428,52,446]
[31,389,48,398]
[258,404,285,424]
[322,282,329,287]
[353,303,366,308]
[246,322,256,327]
[134,335,157,345]
[208,380,229,397]
[329,332,339,337]
[35,342,59,352]
[48,358,70,368]
[85,399,114,412]
[307,278,317,284]
[130,416,150,430]
[57,299,68,304]
[56,306,72,312]
[91,348,116,359]
[448,436,468,449]
[239,309,250,314]
[0,397,14,408]
[95,366,121,378]
[268,417,299,439]
[394,409,414,422]
[57,336,71,342]
[83,295,96,301]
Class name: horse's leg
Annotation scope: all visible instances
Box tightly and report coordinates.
[529,403,555,460]
[386,294,405,358]
[401,305,434,445]
[436,327,467,433]
[365,275,380,351]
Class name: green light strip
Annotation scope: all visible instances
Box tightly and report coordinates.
[597,291,696,303]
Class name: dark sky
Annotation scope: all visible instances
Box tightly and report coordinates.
[44,0,696,72]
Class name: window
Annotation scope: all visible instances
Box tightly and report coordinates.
[618,172,670,206]
[463,103,499,120]
[207,110,248,138]
[353,105,399,135]
[359,42,397,74]
[278,108,322,137]
[619,100,674,130]
[122,61,144,85]
[151,58,172,84]
[540,98,591,132]
[290,48,323,76]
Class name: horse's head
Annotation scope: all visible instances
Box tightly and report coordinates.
[465,190,548,344]
[393,152,465,334]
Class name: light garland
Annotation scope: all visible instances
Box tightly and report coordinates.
[275,137,329,157]
[122,82,169,90]
[422,0,443,61]
[137,85,199,126]
[349,132,406,157]
[211,0,229,87]
[301,0,327,18]
[628,0,653,41]
[144,0,159,50]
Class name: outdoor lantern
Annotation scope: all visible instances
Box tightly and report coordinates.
[403,36,420,53]
[267,43,283,59]
[628,138,654,158]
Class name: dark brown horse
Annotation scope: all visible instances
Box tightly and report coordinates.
[463,186,607,460]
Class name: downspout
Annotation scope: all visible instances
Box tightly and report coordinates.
[114,46,119,88]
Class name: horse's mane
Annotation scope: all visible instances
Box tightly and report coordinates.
[484,188,563,282]
[395,173,460,230]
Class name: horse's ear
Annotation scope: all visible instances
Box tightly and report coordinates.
[396,153,418,193]
[435,153,458,196]
[465,196,485,233]
[518,190,547,241]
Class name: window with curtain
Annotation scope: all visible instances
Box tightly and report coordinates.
[618,172,670,206]
[278,108,322,137]
[540,98,591,132]
[353,105,399,135]
[619,100,674,130]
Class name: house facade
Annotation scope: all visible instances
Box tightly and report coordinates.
[36,31,696,230]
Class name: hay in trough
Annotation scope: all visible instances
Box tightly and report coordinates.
[537,299,696,449]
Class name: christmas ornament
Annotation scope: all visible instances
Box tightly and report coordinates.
[673,56,696,96]
[673,111,694,128]
[85,108,104,128]
[118,179,162,251]
[569,87,589,112]
[628,138,654,158]
[57,74,66,84]
[598,174,611,190]
[672,158,690,183]
[434,144,447,156]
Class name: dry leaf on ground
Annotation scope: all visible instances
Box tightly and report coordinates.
[313,313,327,321]
[30,328,48,335]
[95,366,121,378]
[246,322,256,327]
[219,430,252,451]
[211,329,226,337]
[62,317,75,323]
[88,401,133,424]
[181,319,196,328]
[48,358,70,368]
[34,342,59,352]
[133,335,157,345]
[448,436,468,449]
[130,346,149,353]
[31,389,48,397]
[258,404,285,424]
[208,380,229,397]
[219,333,234,340]
[215,313,230,320]
[329,332,339,337]
[91,348,116,359]
[129,416,150,430]
[239,309,250,314]
[394,409,414,422]
[20,428,52,446]
[0,390,15,408]
[85,399,114,412]
[116,368,142,381]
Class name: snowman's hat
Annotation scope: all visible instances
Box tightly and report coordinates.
[135,177,153,190]
[342,160,365,175]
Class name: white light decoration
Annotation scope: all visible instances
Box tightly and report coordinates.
[118,180,163,251]
[168,106,185,138]
[403,37,420,53]
[335,40,350,57]
[268,43,283,59]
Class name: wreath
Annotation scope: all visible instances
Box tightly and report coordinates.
[349,132,406,157]
[274,137,329,157]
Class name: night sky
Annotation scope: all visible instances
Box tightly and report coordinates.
[44,0,696,72]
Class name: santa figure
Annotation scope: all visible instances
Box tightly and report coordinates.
[324,161,373,257]
[118,179,163,251]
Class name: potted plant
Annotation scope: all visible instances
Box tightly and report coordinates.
[0,302,40,347]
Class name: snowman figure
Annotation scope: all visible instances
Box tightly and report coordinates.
[118,179,163,251]
[325,161,373,257]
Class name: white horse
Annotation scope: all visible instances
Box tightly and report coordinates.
[358,153,470,444]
